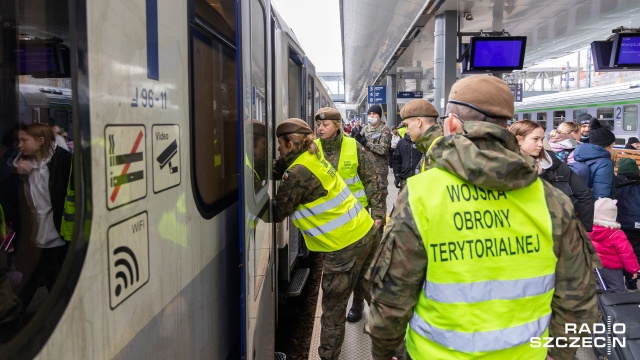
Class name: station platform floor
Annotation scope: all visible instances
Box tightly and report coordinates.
[307,170,598,360]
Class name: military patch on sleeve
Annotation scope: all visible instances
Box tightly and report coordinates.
[283,172,289,181]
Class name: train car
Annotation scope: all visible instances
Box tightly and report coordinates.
[514,82,640,146]
[0,0,334,359]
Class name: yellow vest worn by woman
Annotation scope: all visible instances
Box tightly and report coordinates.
[406,168,556,359]
[315,137,368,207]
[286,151,373,252]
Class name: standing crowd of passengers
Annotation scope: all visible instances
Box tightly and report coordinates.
[267,74,640,360]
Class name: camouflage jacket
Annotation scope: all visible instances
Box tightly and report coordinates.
[365,121,599,360]
[318,132,385,220]
[414,123,443,173]
[361,121,392,160]
[272,149,327,223]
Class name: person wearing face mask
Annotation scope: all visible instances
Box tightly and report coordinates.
[271,118,378,360]
[366,76,597,360]
[353,104,392,231]
[398,99,443,174]
[313,107,384,323]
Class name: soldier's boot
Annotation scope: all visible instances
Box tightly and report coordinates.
[346,300,364,323]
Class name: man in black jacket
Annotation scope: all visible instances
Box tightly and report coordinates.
[390,128,422,190]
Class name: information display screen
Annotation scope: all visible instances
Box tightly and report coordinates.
[16,41,71,78]
[468,37,526,71]
[611,33,640,68]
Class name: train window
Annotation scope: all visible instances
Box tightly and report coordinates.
[0,0,85,355]
[191,21,239,216]
[573,109,587,120]
[307,75,314,122]
[288,50,303,118]
[536,113,547,130]
[250,0,268,194]
[522,113,531,120]
[553,111,565,128]
[623,105,638,132]
[596,108,615,130]
[315,88,320,113]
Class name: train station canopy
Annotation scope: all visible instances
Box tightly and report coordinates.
[341,0,640,104]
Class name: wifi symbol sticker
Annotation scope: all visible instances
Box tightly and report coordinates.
[108,212,150,309]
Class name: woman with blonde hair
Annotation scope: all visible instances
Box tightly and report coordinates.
[271,118,378,360]
[508,120,594,231]
[549,121,581,163]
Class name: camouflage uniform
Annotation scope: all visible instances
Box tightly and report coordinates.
[359,122,392,220]
[318,132,384,322]
[413,123,443,174]
[273,149,380,360]
[365,121,599,360]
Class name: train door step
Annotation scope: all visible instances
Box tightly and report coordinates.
[275,352,286,360]
[285,267,310,297]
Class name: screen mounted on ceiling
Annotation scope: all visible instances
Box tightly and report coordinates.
[467,36,527,71]
[610,33,640,69]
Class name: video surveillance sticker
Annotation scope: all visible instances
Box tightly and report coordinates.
[108,212,149,309]
[105,125,147,209]
[152,124,180,193]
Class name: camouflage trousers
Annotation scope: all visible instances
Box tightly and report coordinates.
[318,225,380,360]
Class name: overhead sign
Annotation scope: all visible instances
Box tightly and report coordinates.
[508,83,523,103]
[108,212,150,309]
[152,124,180,193]
[397,91,424,99]
[368,85,387,104]
[105,125,147,209]
[398,67,424,79]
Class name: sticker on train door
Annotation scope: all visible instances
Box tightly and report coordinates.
[152,124,180,193]
[108,212,150,309]
[105,125,147,209]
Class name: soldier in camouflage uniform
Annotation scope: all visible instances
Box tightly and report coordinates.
[398,99,444,174]
[314,107,384,323]
[272,118,379,360]
[366,76,599,360]
[353,104,392,224]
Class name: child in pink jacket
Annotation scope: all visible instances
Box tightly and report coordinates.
[589,198,640,292]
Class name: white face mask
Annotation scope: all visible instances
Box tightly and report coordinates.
[367,117,378,125]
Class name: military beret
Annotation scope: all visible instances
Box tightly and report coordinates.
[252,119,266,137]
[315,107,341,121]
[448,75,514,119]
[400,99,439,120]
[276,118,313,137]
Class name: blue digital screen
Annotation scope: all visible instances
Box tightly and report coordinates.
[469,37,526,70]
[616,35,640,65]
[16,44,58,74]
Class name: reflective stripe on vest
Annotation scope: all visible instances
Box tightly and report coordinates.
[405,168,556,359]
[420,135,442,173]
[286,151,373,252]
[60,162,75,241]
[315,137,368,207]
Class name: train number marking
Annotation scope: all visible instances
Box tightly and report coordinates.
[131,87,167,109]
[152,124,181,193]
[108,212,150,309]
[105,125,147,209]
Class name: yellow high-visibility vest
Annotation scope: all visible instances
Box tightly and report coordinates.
[285,151,373,252]
[315,137,368,207]
[406,167,556,359]
[420,135,442,173]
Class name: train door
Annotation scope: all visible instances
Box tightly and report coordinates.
[241,0,275,358]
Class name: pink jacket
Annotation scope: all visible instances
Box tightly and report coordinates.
[589,224,640,273]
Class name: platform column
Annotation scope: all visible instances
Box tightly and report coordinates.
[433,10,457,116]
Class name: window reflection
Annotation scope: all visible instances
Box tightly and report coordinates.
[0,0,74,344]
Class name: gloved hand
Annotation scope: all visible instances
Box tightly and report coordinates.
[354,133,367,146]
[394,177,401,188]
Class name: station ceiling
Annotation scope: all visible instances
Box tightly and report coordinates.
[340,0,640,104]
